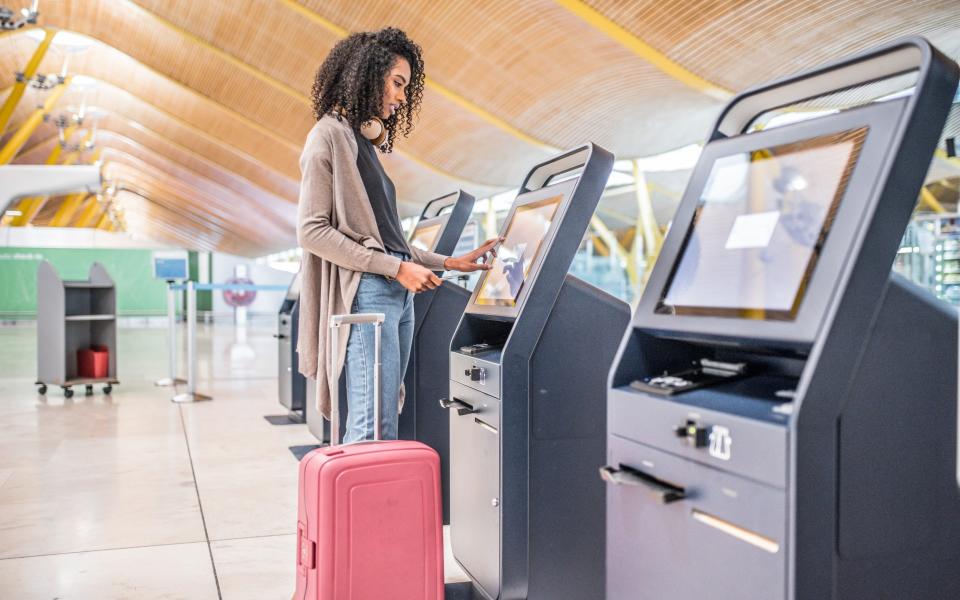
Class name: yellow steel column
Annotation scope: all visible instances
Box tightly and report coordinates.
[919,186,947,213]
[49,192,90,227]
[484,198,498,240]
[95,209,112,230]
[9,125,79,226]
[74,195,103,228]
[0,75,72,165]
[50,147,101,227]
[0,28,56,136]
[590,214,635,286]
[632,160,663,283]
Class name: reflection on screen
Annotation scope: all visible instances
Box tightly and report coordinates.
[409,223,442,252]
[657,127,868,320]
[475,195,562,306]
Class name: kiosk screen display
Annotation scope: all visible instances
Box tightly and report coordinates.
[657,127,868,320]
[475,195,563,306]
[409,223,443,252]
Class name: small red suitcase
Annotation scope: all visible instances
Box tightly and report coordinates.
[294,312,444,600]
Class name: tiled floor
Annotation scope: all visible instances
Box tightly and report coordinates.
[0,319,467,599]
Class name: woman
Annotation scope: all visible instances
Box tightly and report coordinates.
[297,27,498,443]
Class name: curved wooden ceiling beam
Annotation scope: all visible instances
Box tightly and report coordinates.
[105,168,286,256]
[0,36,302,179]
[2,29,510,200]
[272,0,557,151]
[1,85,300,201]
[117,188,233,254]
[98,144,296,241]
[100,151,295,247]
[552,0,732,100]
[17,117,297,209]
[32,5,506,188]
[18,129,296,235]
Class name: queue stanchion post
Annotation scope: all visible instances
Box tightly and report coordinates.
[155,282,186,387]
[172,281,211,403]
[169,282,288,402]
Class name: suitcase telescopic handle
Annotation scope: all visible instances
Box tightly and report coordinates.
[329,312,386,445]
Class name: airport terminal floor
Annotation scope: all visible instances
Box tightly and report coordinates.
[0,319,468,597]
[3,2,960,600]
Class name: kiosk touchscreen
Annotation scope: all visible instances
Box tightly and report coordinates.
[445,146,631,600]
[657,128,865,320]
[474,193,562,306]
[605,38,960,600]
[277,271,305,418]
[408,218,444,253]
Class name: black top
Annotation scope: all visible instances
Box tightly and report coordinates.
[354,130,410,255]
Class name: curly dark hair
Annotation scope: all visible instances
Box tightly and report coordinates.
[310,27,425,153]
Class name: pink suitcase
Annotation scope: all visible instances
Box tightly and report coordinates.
[295,312,444,600]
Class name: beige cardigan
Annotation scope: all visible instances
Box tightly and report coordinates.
[296,115,448,419]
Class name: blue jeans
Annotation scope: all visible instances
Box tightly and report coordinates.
[343,255,414,442]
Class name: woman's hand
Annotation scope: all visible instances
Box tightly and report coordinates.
[443,237,503,273]
[396,261,442,293]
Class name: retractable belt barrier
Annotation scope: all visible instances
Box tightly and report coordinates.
[157,281,288,403]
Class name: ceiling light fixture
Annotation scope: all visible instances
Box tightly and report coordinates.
[0,1,38,30]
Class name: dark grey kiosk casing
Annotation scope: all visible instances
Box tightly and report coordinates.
[446,144,632,600]
[304,190,475,446]
[605,38,960,600]
[398,190,476,525]
[278,271,305,418]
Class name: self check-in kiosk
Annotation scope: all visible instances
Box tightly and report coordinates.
[304,191,475,447]
[277,271,305,419]
[445,145,631,599]
[605,38,960,600]
[398,190,475,524]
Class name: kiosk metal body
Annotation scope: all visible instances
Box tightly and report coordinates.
[399,190,475,524]
[605,38,960,600]
[277,272,305,418]
[446,145,631,599]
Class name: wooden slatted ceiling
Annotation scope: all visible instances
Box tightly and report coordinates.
[0,44,302,180]
[1,0,957,257]
[13,113,299,205]
[34,0,543,188]
[301,0,721,157]
[16,128,296,231]
[14,132,297,254]
[583,0,960,91]
[0,30,494,207]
